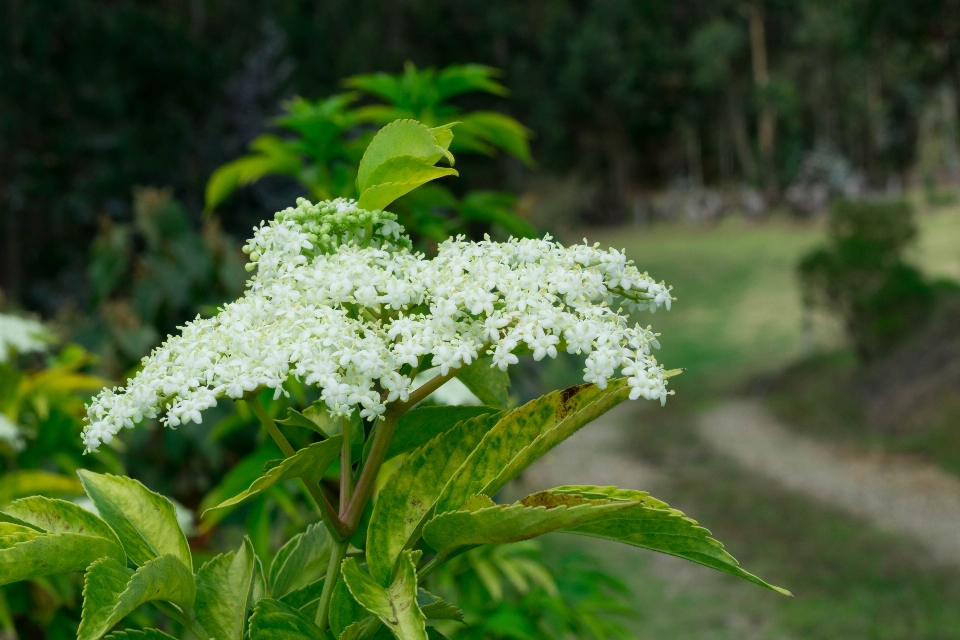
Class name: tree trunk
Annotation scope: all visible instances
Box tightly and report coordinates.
[728,85,757,183]
[749,0,777,197]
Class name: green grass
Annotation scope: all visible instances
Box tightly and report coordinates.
[587,216,834,393]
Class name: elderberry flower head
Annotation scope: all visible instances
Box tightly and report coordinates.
[0,313,49,363]
[82,197,676,451]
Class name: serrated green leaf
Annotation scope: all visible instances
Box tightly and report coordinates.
[330,573,367,638]
[78,554,196,640]
[5,496,124,553]
[278,576,325,611]
[0,470,84,506]
[195,537,258,640]
[434,380,631,515]
[422,491,638,558]
[269,522,331,598]
[341,551,427,640]
[386,405,500,461]
[0,522,126,586]
[366,412,502,586]
[78,471,192,571]
[202,437,342,518]
[249,598,326,640]
[417,589,465,623]
[552,486,791,596]
[357,120,454,193]
[455,358,510,409]
[104,630,179,639]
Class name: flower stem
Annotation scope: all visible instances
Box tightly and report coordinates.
[315,538,349,629]
[340,417,353,512]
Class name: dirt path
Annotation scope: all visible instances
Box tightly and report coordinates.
[699,399,960,566]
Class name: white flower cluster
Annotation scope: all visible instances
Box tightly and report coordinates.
[0,313,49,363]
[83,197,675,451]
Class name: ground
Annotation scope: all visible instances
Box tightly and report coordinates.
[512,205,960,639]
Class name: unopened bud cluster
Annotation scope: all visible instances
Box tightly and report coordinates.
[83,198,676,451]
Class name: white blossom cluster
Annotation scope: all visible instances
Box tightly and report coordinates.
[83,197,676,451]
[0,313,49,363]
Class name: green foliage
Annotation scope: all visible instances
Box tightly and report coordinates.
[202,437,342,516]
[206,63,536,244]
[341,551,427,640]
[77,471,192,571]
[428,543,635,640]
[799,199,938,362]
[195,538,259,640]
[0,119,787,640]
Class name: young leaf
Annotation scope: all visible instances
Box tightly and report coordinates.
[77,471,192,572]
[422,491,639,558]
[0,523,125,586]
[78,554,196,640]
[341,551,428,640]
[434,380,630,515]
[357,120,453,192]
[366,412,502,586]
[249,598,326,640]
[386,405,500,460]
[269,522,331,598]
[202,437,342,517]
[455,357,510,409]
[4,496,124,556]
[195,537,259,640]
[357,160,458,212]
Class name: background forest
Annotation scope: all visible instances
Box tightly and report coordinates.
[3,1,960,639]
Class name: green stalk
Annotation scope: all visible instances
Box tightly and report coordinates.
[315,538,349,629]
[340,417,353,511]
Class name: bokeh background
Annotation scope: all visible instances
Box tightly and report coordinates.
[3,1,960,638]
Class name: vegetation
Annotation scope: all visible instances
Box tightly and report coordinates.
[0,121,789,639]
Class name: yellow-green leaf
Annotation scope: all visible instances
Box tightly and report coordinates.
[78,554,196,640]
[195,537,259,640]
[78,471,192,571]
[434,380,630,515]
[268,522,331,598]
[0,470,84,506]
[366,412,501,586]
[341,551,427,640]
[422,491,639,558]
[0,523,125,586]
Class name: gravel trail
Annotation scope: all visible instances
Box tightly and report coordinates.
[699,399,960,566]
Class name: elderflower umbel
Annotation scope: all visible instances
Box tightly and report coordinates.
[0,313,49,363]
[83,198,676,451]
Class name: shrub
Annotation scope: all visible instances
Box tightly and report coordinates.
[799,199,935,362]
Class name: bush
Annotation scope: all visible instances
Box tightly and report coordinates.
[799,199,936,362]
